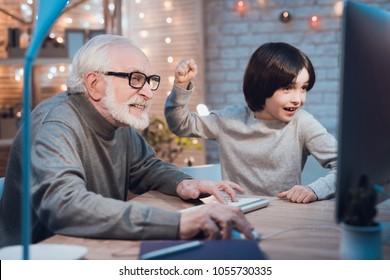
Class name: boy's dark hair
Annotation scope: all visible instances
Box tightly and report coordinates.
[243,42,316,112]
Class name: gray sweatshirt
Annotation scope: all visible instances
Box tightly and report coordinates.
[165,84,338,200]
[0,92,191,246]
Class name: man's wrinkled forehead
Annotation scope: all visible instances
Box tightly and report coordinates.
[109,44,151,72]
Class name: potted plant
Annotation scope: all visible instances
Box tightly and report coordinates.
[344,175,377,226]
[340,175,383,259]
[141,116,202,165]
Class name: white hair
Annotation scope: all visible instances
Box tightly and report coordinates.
[66,34,135,94]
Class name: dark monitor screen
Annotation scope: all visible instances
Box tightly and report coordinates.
[336,1,390,224]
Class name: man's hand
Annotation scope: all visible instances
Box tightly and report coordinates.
[176,179,244,203]
[175,58,198,89]
[179,203,254,240]
[276,185,318,203]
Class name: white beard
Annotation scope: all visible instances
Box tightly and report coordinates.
[101,81,150,130]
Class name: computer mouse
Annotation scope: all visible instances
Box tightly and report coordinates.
[231,229,260,240]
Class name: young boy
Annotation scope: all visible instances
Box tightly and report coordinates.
[165,42,337,203]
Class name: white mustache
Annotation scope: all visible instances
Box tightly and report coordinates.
[126,96,150,107]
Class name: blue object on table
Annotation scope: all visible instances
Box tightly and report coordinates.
[140,240,203,260]
[140,239,268,260]
[21,0,69,260]
[0,177,4,199]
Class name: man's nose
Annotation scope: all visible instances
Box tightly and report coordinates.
[138,83,154,99]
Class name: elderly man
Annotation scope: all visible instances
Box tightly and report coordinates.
[0,35,253,246]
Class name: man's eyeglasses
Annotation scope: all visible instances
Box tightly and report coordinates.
[102,71,161,91]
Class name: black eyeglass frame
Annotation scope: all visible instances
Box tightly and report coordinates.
[102,71,161,91]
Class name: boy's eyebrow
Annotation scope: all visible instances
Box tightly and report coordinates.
[288,81,309,87]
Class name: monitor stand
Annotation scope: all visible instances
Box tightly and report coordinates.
[382,221,390,244]
[339,222,383,260]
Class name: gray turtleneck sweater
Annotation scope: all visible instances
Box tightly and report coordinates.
[165,84,338,200]
[0,92,190,246]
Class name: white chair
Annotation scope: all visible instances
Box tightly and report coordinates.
[180,163,222,181]
[301,156,329,185]
[0,177,4,199]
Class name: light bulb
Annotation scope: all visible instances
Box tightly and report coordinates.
[334,1,344,17]
[280,11,291,23]
[235,0,247,16]
[309,15,320,28]
[140,30,148,38]
[196,104,210,116]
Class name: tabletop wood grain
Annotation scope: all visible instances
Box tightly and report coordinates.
[42,191,390,260]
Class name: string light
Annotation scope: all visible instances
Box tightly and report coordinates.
[235,0,247,17]
[334,1,344,17]
[165,37,172,44]
[196,104,210,116]
[56,37,64,44]
[97,16,105,25]
[108,3,115,13]
[14,68,24,82]
[279,11,291,23]
[65,17,73,24]
[167,56,174,63]
[49,67,57,74]
[257,0,268,6]
[20,3,32,21]
[164,1,173,9]
[309,15,320,28]
[139,12,145,19]
[166,17,173,24]
[140,30,148,38]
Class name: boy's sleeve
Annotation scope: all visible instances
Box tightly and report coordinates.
[164,83,220,140]
[302,113,338,200]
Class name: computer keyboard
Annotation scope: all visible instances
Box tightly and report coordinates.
[180,195,269,214]
[201,195,270,214]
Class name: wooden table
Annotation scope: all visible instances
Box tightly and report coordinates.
[42,191,390,260]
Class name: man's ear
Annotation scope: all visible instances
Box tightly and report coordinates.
[84,72,105,102]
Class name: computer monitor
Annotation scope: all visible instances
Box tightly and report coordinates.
[336,1,390,225]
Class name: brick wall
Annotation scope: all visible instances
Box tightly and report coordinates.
[203,0,390,163]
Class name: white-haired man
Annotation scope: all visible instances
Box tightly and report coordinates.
[0,35,253,246]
